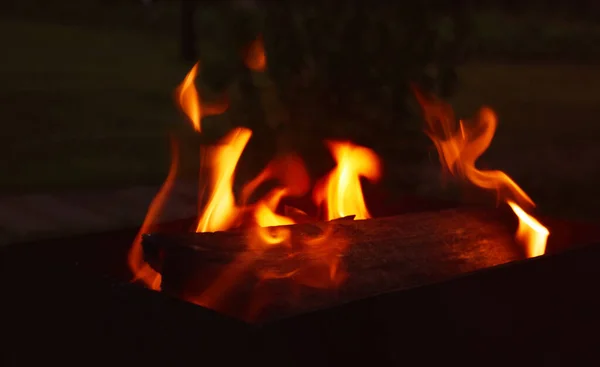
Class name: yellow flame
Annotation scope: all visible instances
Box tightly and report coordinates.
[313,141,382,220]
[196,127,252,233]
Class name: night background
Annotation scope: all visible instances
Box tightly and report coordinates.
[2,1,600,365]
[3,1,600,222]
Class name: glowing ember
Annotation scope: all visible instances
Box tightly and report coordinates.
[313,141,382,220]
[414,88,549,257]
[251,188,294,249]
[176,63,201,132]
[240,153,310,206]
[189,137,350,315]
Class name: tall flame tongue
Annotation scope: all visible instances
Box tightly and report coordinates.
[191,153,309,311]
[196,128,252,233]
[414,88,549,257]
[314,141,382,220]
[128,136,179,290]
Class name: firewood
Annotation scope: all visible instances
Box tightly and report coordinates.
[142,207,523,322]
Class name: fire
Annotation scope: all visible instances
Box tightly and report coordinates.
[175,62,229,132]
[133,45,553,322]
[314,141,382,220]
[414,88,549,257]
[195,127,252,233]
[189,134,349,314]
[128,136,179,290]
[255,188,295,228]
[507,201,550,257]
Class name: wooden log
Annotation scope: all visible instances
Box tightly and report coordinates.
[142,207,524,323]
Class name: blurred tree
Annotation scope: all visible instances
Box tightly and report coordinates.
[261,1,471,144]
[180,0,198,64]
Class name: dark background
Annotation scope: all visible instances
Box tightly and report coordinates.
[2,0,600,220]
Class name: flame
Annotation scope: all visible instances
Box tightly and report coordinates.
[240,153,310,205]
[238,153,310,249]
[243,154,310,249]
[196,127,252,233]
[244,35,267,72]
[176,62,229,132]
[507,201,549,257]
[174,61,240,233]
[314,141,382,220]
[136,54,374,317]
[190,149,336,315]
[176,63,201,131]
[414,88,549,257]
[248,187,293,249]
[128,136,179,290]
[191,146,348,316]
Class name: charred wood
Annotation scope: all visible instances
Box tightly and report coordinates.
[143,207,523,322]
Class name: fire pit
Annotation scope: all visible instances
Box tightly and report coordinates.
[122,60,560,325]
[5,40,600,366]
[2,207,599,366]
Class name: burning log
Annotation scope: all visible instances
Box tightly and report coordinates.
[143,207,523,322]
[4,210,600,366]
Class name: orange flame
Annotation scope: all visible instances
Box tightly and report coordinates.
[238,153,310,249]
[196,127,252,233]
[187,128,258,311]
[139,61,377,316]
[240,153,310,205]
[191,146,348,316]
[250,188,294,250]
[176,63,201,131]
[242,154,309,250]
[314,141,382,220]
[176,62,229,132]
[414,88,549,257]
[255,188,295,228]
[244,35,267,72]
[507,201,550,257]
[128,136,179,290]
